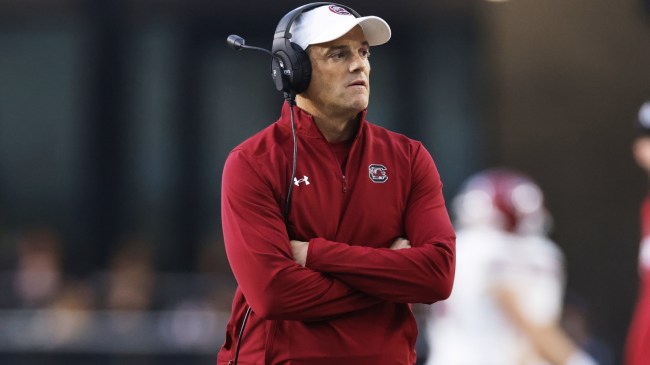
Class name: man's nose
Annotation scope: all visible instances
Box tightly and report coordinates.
[349,54,369,72]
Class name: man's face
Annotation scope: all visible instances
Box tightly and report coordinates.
[302,26,371,118]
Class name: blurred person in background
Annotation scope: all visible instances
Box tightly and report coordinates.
[425,169,598,365]
[625,100,650,365]
[7,227,98,350]
[103,235,156,351]
[29,279,96,348]
[219,3,455,365]
[12,227,63,308]
[106,236,155,312]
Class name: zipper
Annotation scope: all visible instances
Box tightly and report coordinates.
[325,140,348,194]
[320,122,362,195]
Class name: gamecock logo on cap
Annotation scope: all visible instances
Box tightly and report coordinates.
[329,5,350,15]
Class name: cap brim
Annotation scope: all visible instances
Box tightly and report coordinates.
[357,16,392,46]
[309,16,391,47]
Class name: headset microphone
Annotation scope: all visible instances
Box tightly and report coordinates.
[226,34,294,102]
[227,34,273,56]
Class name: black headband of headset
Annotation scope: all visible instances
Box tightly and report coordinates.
[273,2,361,41]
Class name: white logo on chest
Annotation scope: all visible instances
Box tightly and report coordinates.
[293,176,310,186]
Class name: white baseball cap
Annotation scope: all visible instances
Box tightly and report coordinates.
[289,4,391,50]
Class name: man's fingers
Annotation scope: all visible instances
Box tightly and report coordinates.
[390,238,412,250]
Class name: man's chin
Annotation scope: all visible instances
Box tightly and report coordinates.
[348,97,369,112]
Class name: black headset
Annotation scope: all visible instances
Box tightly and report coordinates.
[270,2,361,96]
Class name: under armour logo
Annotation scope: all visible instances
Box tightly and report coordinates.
[293,176,310,186]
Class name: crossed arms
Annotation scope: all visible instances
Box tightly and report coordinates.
[221,145,455,321]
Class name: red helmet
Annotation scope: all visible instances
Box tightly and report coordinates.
[452,168,552,235]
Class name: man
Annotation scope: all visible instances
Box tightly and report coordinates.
[625,100,650,365]
[425,169,598,365]
[218,4,455,365]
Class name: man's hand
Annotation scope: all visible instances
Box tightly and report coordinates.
[290,240,309,267]
[390,237,411,250]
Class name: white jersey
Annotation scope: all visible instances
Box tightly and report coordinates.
[425,226,565,365]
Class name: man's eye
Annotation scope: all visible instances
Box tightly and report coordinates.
[360,49,371,58]
[330,52,345,59]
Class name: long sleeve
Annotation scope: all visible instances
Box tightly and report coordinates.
[305,143,456,304]
[221,149,381,321]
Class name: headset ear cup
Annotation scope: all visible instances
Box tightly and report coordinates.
[290,43,311,94]
[271,51,290,92]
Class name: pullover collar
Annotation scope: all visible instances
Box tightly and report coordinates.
[279,101,368,141]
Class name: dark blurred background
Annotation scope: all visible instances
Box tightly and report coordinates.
[0,0,649,363]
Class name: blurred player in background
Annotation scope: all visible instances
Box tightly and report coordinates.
[425,168,598,365]
[625,100,650,365]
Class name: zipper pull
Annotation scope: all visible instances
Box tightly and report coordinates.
[342,175,347,193]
